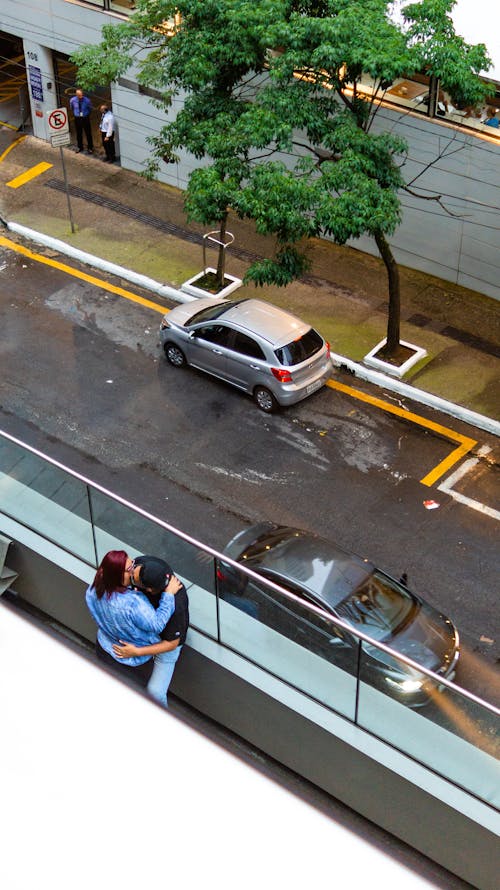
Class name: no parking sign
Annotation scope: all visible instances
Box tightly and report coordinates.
[47,107,70,146]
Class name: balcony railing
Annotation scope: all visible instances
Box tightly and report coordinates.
[0,427,498,813]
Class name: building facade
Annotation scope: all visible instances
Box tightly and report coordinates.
[1,0,499,301]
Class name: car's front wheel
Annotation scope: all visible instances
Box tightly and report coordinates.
[164,343,186,367]
[253,385,279,413]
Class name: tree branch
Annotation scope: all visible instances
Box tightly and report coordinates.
[402,186,465,218]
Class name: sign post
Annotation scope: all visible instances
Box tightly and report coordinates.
[46,108,75,234]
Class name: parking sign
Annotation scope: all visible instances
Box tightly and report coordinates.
[47,108,69,133]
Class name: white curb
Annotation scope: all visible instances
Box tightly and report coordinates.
[7,221,197,304]
[330,353,500,438]
[6,221,500,438]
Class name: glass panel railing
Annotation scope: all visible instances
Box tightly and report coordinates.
[2,429,499,810]
[357,642,500,809]
[0,436,95,563]
[216,560,358,720]
[89,489,218,637]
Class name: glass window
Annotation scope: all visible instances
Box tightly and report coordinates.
[334,571,417,642]
[109,0,136,11]
[64,1,135,11]
[195,324,231,346]
[187,301,238,326]
[230,332,266,360]
[275,328,323,365]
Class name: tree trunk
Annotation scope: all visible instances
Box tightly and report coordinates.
[374,228,400,356]
[215,212,228,289]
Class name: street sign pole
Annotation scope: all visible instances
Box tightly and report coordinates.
[59,146,75,234]
[47,107,75,234]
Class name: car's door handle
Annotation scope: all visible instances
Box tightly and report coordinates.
[211,349,223,355]
[249,364,261,370]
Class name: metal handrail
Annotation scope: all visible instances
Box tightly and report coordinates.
[1,427,499,719]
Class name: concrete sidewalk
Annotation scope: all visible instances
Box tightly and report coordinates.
[1,132,499,433]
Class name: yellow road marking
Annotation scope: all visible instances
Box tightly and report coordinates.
[0,134,26,159]
[7,162,53,189]
[0,236,170,315]
[327,379,477,486]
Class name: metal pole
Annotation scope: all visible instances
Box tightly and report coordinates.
[60,146,75,234]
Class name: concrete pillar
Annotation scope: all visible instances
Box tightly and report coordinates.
[23,39,58,140]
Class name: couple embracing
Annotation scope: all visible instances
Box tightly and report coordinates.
[86,551,189,708]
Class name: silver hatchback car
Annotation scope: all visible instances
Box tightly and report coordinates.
[159,297,332,412]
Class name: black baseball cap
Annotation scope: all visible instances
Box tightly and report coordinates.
[136,555,173,592]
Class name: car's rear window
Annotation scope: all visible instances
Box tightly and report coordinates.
[274,328,323,366]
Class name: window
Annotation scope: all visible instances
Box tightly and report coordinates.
[194,325,230,346]
[230,332,266,360]
[65,1,135,13]
[275,329,323,366]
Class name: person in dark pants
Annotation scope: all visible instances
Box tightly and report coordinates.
[69,88,94,153]
[99,103,116,162]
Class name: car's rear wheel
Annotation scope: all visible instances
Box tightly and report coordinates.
[254,385,278,413]
[164,343,186,367]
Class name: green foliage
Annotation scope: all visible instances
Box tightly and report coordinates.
[72,0,492,327]
[244,247,312,287]
[403,0,492,106]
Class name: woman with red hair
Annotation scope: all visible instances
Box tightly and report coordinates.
[86,549,181,687]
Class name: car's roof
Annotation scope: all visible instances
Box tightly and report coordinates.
[242,527,374,611]
[221,300,311,346]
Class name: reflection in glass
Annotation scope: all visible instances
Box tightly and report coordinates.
[217,559,357,719]
[357,642,500,809]
[0,437,95,563]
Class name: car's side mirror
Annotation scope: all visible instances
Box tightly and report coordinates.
[188,330,196,340]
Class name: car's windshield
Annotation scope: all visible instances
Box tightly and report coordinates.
[185,301,240,327]
[274,328,323,365]
[334,571,418,641]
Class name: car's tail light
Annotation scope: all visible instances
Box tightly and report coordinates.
[271,367,293,383]
[325,341,330,353]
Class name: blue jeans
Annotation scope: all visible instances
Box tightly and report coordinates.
[147,645,182,708]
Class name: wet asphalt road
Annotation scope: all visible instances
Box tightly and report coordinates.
[0,243,499,701]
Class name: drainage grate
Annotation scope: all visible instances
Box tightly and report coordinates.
[44,178,262,264]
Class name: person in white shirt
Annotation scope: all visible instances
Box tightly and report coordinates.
[99,104,116,163]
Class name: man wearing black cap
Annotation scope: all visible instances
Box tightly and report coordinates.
[113,555,189,708]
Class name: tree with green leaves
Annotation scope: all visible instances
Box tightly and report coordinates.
[72,0,287,289]
[238,0,492,356]
[72,0,491,356]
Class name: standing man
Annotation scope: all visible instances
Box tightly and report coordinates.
[69,88,94,153]
[99,103,116,163]
[113,555,189,708]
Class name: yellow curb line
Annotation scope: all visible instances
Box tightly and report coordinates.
[327,379,477,487]
[0,134,27,162]
[0,236,171,315]
[6,161,53,188]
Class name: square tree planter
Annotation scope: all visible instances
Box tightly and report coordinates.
[363,338,427,378]
[180,268,242,300]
